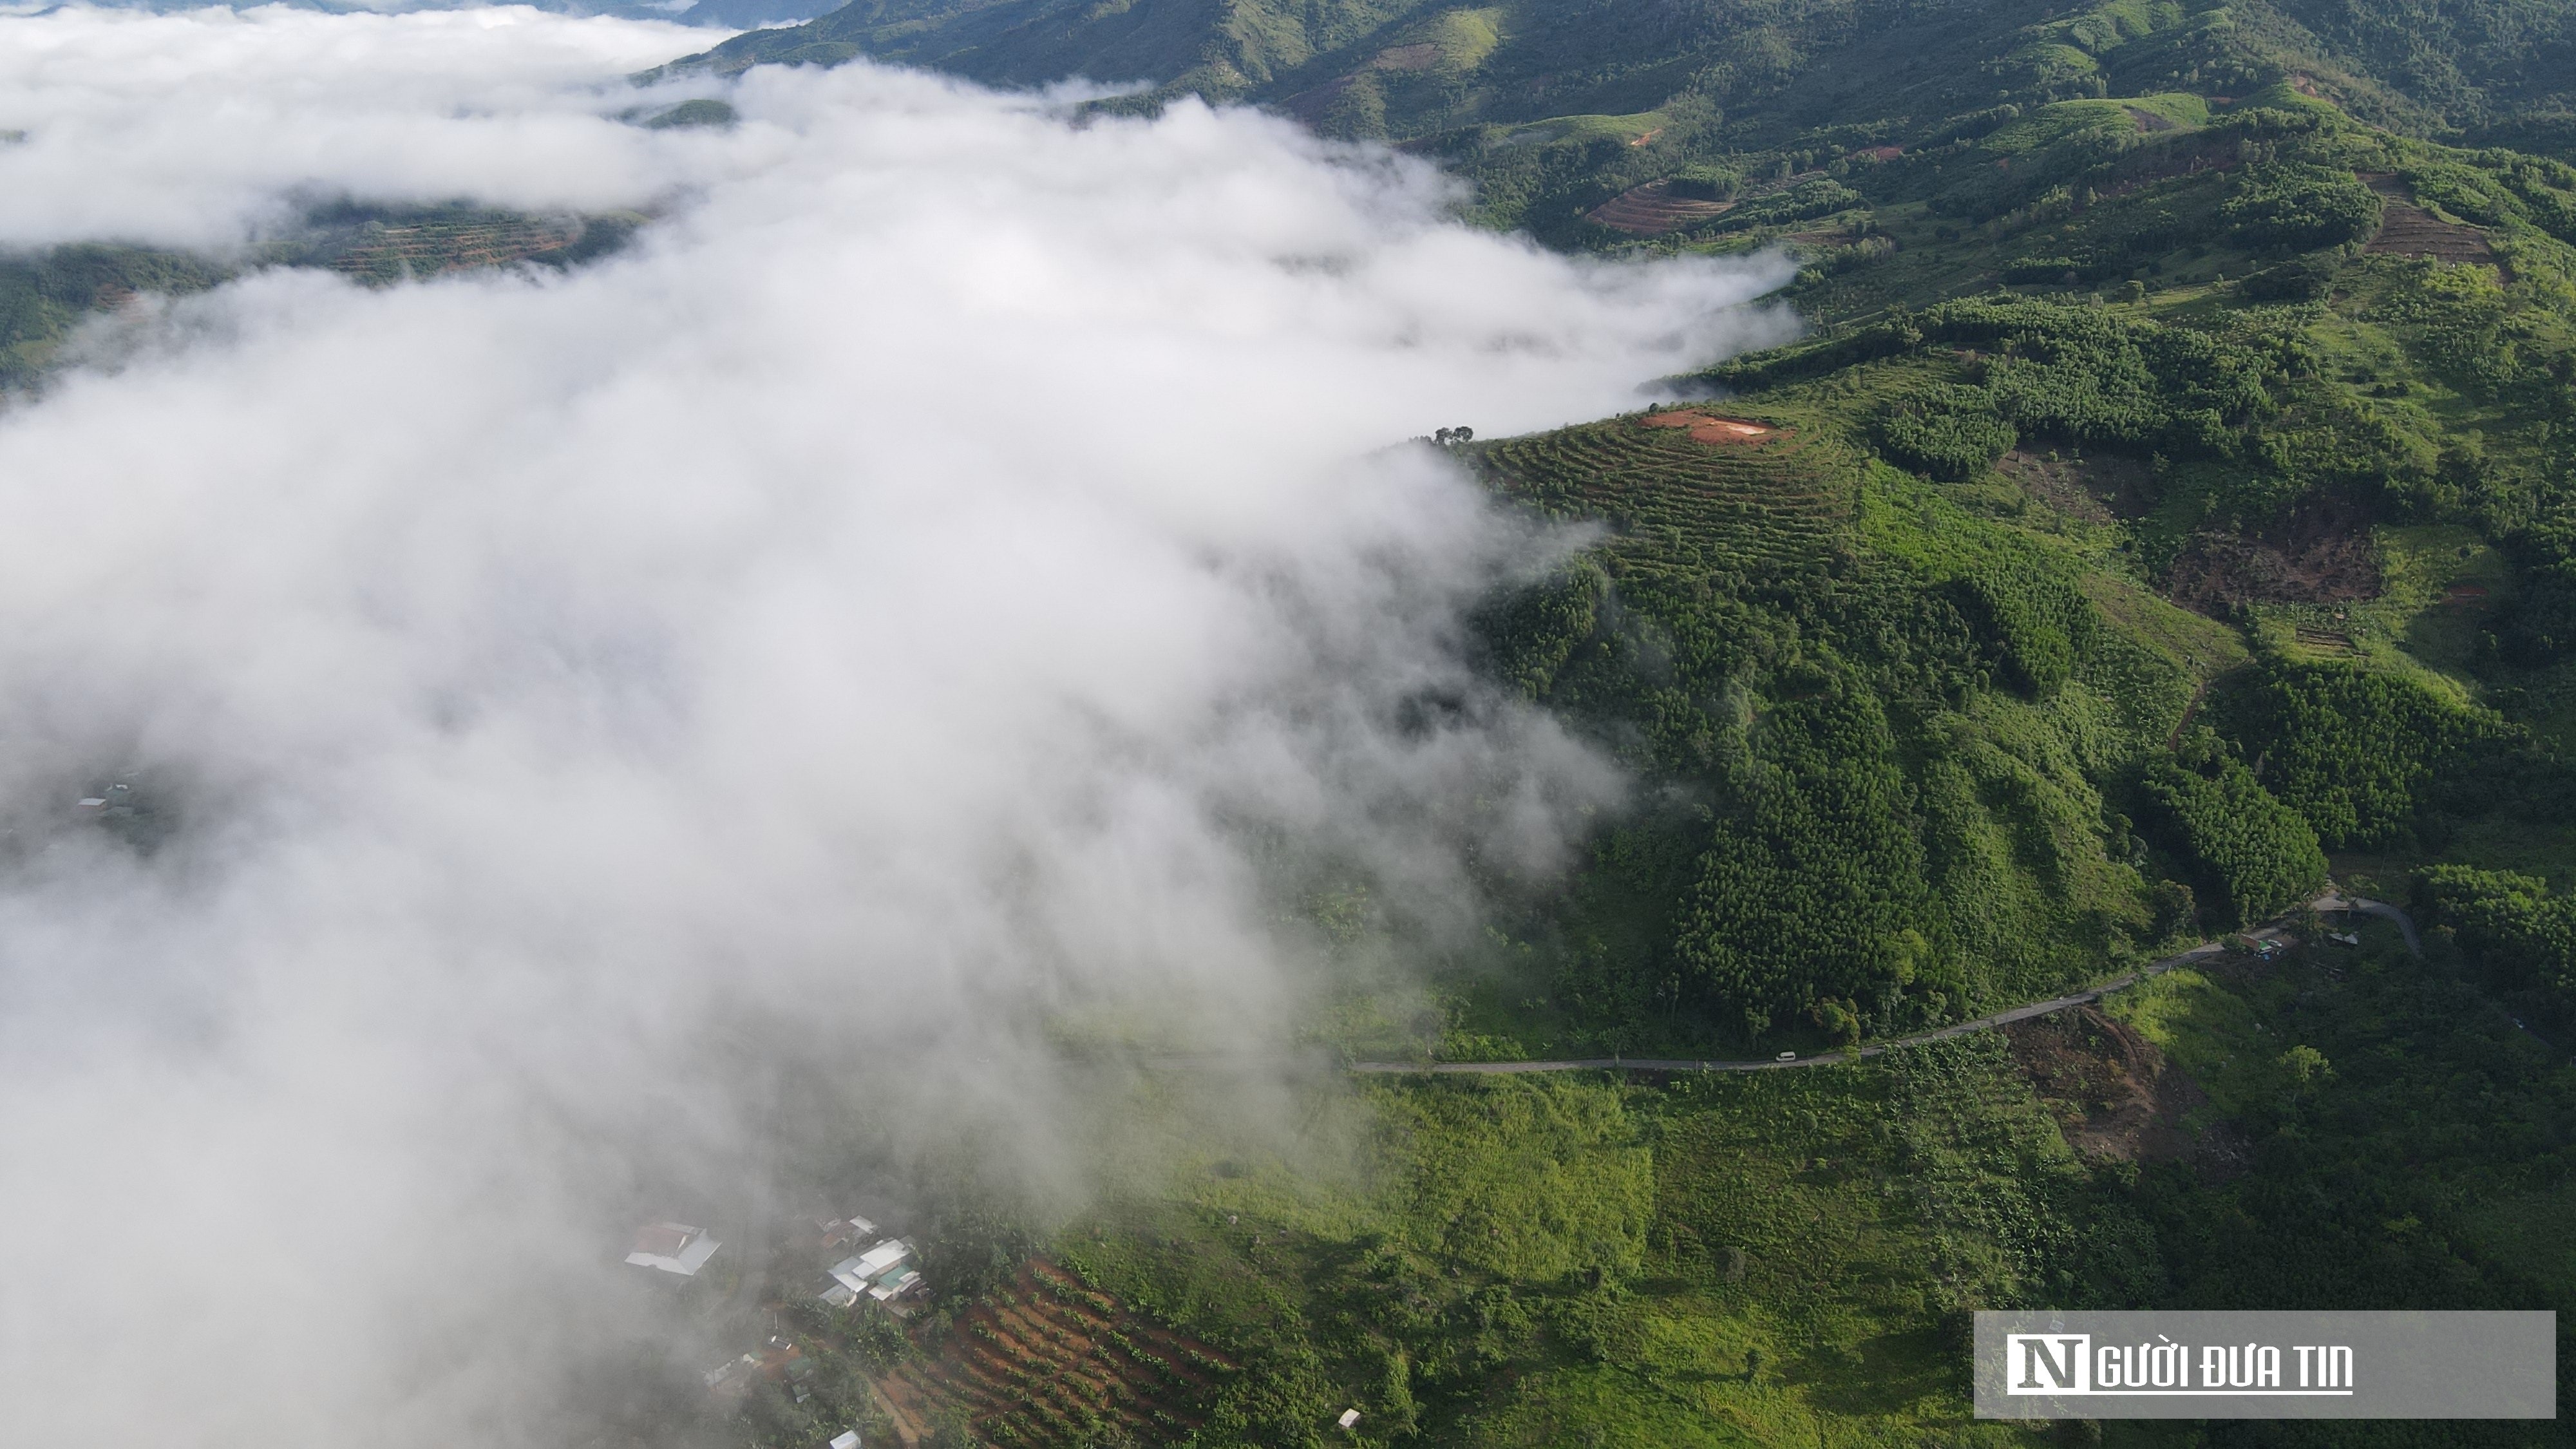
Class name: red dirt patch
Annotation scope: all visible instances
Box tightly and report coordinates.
[1370,42,1440,71]
[1637,408,1781,444]
[1586,178,1735,234]
[2004,1005,2213,1164]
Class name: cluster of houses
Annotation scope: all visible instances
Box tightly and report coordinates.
[616,1208,919,1449]
[808,1215,924,1311]
[614,1211,927,1312]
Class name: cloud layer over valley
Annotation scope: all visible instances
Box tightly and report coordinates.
[0,10,1795,1444]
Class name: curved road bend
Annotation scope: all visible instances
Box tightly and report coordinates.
[1350,894,2416,1077]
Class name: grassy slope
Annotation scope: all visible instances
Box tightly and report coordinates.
[837,903,2568,1448]
[1045,1056,2090,1449]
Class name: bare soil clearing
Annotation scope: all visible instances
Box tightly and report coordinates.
[2004,1005,2211,1163]
[2360,173,2504,270]
[1996,448,2153,522]
[1638,409,1782,444]
[2163,504,2382,612]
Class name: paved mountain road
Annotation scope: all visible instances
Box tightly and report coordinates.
[1350,894,2412,1077]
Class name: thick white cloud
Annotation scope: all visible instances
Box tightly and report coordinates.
[0,5,720,246]
[0,10,1795,1446]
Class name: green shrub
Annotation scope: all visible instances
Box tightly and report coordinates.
[1675,673,1933,1035]
[1949,558,2098,695]
[1877,386,2018,480]
[2415,865,2576,1023]
[1663,165,1738,201]
[2135,749,2326,927]
[2150,878,2198,938]
[2222,661,2517,849]
[1469,560,1605,700]
[2220,163,2383,251]
[1702,177,1863,233]
[2239,252,2341,301]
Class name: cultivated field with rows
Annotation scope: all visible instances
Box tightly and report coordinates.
[875,1260,1232,1448]
[1471,412,1859,592]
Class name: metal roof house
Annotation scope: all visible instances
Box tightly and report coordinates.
[809,1214,876,1251]
[626,1221,723,1277]
[867,1263,922,1302]
[817,1236,920,1307]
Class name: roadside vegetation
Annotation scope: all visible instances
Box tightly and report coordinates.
[796,904,2570,1448]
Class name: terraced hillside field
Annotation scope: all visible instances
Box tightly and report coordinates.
[873,1260,1233,1447]
[321,214,582,283]
[1471,410,1859,591]
[2360,173,2501,269]
[1584,180,1735,235]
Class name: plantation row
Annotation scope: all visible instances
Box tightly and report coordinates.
[326,219,579,281]
[876,1262,1225,1447]
[1475,419,1855,589]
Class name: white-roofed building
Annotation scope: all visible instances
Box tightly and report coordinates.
[815,1236,920,1307]
[626,1221,723,1277]
[848,1238,909,1278]
[807,1213,879,1251]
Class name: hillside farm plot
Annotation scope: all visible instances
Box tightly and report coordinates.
[1636,409,1780,444]
[321,214,583,283]
[873,1260,1231,1448]
[1586,180,1734,235]
[2360,173,2502,270]
[1473,412,1855,586]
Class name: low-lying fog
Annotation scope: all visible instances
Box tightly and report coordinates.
[0,8,1793,1443]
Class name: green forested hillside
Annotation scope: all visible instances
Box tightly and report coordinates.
[663,0,2576,237]
[646,14,2576,1436]
[0,205,641,387]
[20,4,2576,1442]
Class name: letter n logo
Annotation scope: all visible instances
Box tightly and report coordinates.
[2006,1334,2090,1394]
